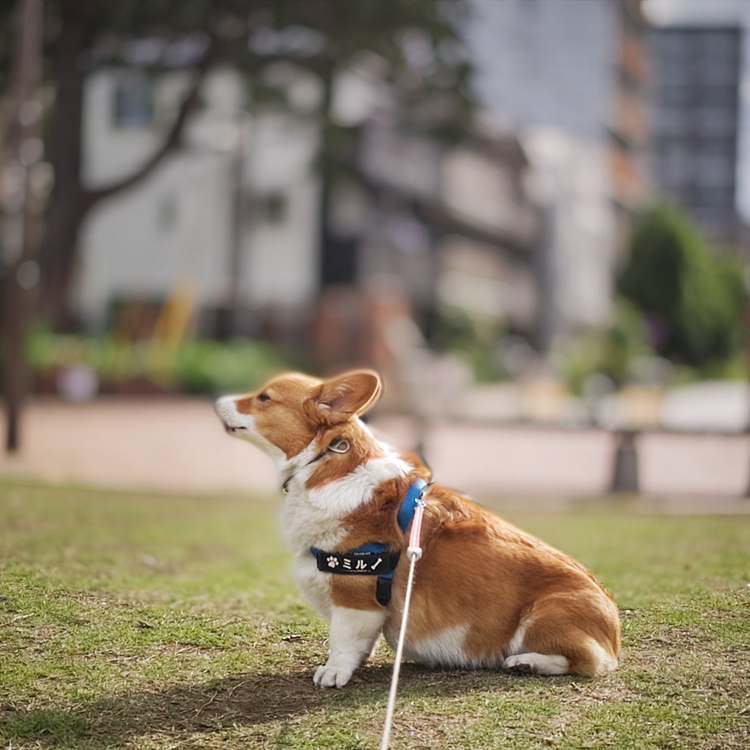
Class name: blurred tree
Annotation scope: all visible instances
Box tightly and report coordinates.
[557,299,654,394]
[618,203,745,369]
[0,0,473,329]
[0,0,44,452]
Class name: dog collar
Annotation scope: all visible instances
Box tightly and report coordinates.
[310,478,428,607]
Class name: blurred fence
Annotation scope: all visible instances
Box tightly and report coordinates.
[1,394,749,501]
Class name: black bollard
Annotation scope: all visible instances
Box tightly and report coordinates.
[611,430,639,493]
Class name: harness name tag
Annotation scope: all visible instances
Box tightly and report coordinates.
[315,549,397,575]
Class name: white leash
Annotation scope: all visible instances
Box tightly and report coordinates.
[380,495,427,750]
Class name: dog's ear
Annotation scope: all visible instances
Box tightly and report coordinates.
[312,370,382,424]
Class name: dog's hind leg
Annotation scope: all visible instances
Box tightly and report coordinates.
[503,590,620,677]
[314,607,387,688]
[505,620,618,677]
[503,652,570,675]
[504,632,616,677]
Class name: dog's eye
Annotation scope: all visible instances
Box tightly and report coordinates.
[257,392,270,402]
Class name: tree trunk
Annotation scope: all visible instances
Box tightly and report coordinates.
[38,193,90,329]
[37,1,218,329]
[2,0,44,451]
[317,64,357,286]
[36,0,89,329]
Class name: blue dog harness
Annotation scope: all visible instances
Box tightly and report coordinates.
[310,478,427,607]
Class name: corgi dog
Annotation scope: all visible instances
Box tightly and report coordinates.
[215,370,620,688]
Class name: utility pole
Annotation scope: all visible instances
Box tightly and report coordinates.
[225,114,248,339]
[745,264,750,497]
[1,0,44,452]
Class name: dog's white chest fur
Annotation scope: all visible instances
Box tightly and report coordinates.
[280,442,411,553]
[280,442,410,624]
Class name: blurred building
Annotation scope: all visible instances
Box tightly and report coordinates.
[647,4,743,242]
[74,63,542,368]
[466,0,650,345]
[76,66,321,338]
[650,26,741,241]
[72,1,652,377]
[315,116,542,366]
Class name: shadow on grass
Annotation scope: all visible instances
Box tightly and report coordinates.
[1,664,527,747]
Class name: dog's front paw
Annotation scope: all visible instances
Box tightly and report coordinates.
[313,663,355,688]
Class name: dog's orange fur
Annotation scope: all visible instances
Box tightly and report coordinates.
[216,369,621,683]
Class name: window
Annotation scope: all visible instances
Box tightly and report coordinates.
[261,193,287,224]
[157,193,178,231]
[114,71,153,128]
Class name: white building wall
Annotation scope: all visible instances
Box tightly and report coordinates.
[74,67,321,330]
[466,0,621,339]
[524,127,616,337]
[467,0,618,140]
[243,177,320,307]
[241,111,321,309]
[76,153,233,328]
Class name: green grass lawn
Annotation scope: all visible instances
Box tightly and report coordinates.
[1,480,749,750]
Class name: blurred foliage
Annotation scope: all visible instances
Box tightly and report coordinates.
[51,0,476,130]
[0,0,475,329]
[2,0,475,128]
[618,202,746,369]
[557,299,654,394]
[25,326,288,395]
[556,202,748,395]
[423,306,503,382]
[173,338,288,393]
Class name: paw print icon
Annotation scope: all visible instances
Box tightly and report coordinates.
[326,556,339,569]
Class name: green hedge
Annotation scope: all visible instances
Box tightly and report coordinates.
[25,327,290,395]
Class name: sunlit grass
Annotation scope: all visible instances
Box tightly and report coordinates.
[1,480,748,749]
